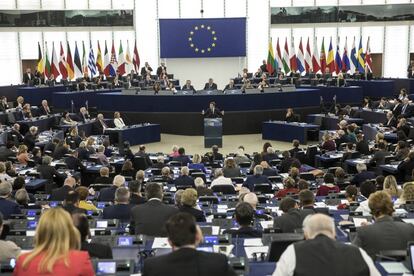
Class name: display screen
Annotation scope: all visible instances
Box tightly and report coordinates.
[96,221,108,228]
[117,236,133,246]
[204,236,219,245]
[97,262,116,274]
[27,221,37,229]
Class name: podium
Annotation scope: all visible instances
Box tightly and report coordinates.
[204,118,222,148]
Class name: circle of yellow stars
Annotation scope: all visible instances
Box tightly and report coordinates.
[188,24,217,54]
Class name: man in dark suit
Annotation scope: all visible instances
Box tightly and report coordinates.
[350,163,376,186]
[174,166,195,189]
[134,145,152,169]
[37,156,64,193]
[204,145,223,162]
[353,191,414,259]
[298,189,329,217]
[130,183,178,236]
[8,124,24,144]
[22,68,34,85]
[140,62,153,76]
[77,107,91,123]
[97,175,125,202]
[142,212,236,276]
[242,165,270,192]
[203,78,218,90]
[94,167,113,184]
[400,98,414,118]
[49,176,76,201]
[203,101,223,118]
[73,213,113,259]
[0,182,21,219]
[273,197,304,233]
[274,213,379,275]
[223,79,236,91]
[39,100,52,116]
[93,113,108,135]
[102,187,132,220]
[156,62,167,77]
[182,80,196,93]
[383,111,397,128]
[398,151,414,182]
[44,138,59,154]
[0,142,16,162]
[223,202,262,238]
[259,60,268,73]
[129,180,146,205]
[23,126,38,152]
[369,141,389,171]
[356,134,370,155]
[279,151,300,173]
[64,150,86,171]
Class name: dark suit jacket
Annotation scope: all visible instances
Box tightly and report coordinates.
[400,104,414,118]
[273,209,303,233]
[130,199,178,236]
[23,133,36,152]
[223,226,262,238]
[142,247,236,276]
[130,193,146,205]
[49,185,73,201]
[350,171,376,186]
[77,148,90,160]
[370,150,388,166]
[39,106,51,116]
[280,157,299,173]
[81,241,113,259]
[179,205,206,222]
[0,146,15,161]
[8,129,24,143]
[77,112,91,123]
[94,176,113,184]
[384,117,397,128]
[53,146,69,160]
[141,66,153,76]
[98,185,118,202]
[398,159,414,182]
[93,120,107,135]
[37,164,61,182]
[181,85,196,92]
[242,175,270,191]
[23,73,35,84]
[0,198,21,219]
[204,83,217,90]
[196,187,214,197]
[43,142,56,153]
[102,204,132,220]
[64,156,85,171]
[356,140,370,155]
[224,84,236,91]
[156,66,166,76]
[204,107,222,118]
[172,155,191,166]
[174,175,195,188]
[353,215,414,259]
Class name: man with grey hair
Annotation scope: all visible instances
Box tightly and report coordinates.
[174,166,195,188]
[273,214,380,276]
[37,156,63,193]
[98,174,125,202]
[351,163,376,186]
[102,187,132,220]
[0,182,21,219]
[210,168,233,188]
[242,165,270,192]
[194,177,213,196]
[94,113,108,134]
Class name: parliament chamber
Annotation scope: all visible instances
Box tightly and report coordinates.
[1,0,414,276]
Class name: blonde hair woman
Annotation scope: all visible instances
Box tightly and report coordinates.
[383,175,400,198]
[16,144,29,165]
[395,182,414,208]
[14,208,94,275]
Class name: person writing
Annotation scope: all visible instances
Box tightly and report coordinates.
[202,101,223,118]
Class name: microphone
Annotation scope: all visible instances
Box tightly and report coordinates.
[71,100,74,113]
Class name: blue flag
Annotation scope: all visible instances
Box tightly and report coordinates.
[159,18,246,58]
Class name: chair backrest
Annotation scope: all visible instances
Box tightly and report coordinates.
[198,196,219,204]
[253,183,273,194]
[150,168,162,176]
[267,233,304,262]
[211,185,236,195]
[191,172,206,182]
[306,146,319,166]
[299,173,315,181]
[90,184,112,191]
[239,162,251,168]
[168,161,182,167]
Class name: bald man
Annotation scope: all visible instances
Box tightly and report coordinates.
[49,176,76,201]
[273,214,379,276]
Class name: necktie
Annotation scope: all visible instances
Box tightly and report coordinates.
[402,105,407,114]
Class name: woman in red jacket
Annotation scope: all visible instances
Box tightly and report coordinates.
[14,208,94,276]
[316,173,340,196]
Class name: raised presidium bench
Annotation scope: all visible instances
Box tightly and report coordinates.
[262,121,320,144]
[105,124,161,148]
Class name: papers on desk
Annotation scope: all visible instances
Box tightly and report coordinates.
[353,159,368,164]
[352,218,368,227]
[244,238,263,247]
[152,238,171,249]
[212,226,220,235]
[379,262,410,274]
[402,218,414,225]
[244,246,269,260]
[314,202,327,208]
[260,221,274,229]
[276,183,284,190]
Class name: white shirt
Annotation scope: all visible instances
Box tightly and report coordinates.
[273,242,380,276]
[210,176,233,188]
[114,118,126,129]
[0,173,13,184]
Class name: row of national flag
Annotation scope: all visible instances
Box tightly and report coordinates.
[266,36,372,76]
[37,40,141,80]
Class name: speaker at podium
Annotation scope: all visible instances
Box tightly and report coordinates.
[202,101,223,148]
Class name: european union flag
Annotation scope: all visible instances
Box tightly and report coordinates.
[159,18,246,58]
